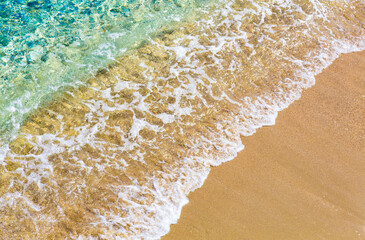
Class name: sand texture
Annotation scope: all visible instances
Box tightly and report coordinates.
[163,51,365,240]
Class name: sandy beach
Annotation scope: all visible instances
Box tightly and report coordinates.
[163,51,365,240]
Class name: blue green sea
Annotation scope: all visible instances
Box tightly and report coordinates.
[0,0,206,141]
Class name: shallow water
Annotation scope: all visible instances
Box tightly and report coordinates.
[0,0,204,141]
[0,0,364,239]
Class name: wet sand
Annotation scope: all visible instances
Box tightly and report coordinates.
[163,50,365,240]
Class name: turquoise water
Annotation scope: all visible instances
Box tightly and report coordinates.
[0,0,205,141]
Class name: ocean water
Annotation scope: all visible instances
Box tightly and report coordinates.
[0,0,364,239]
[0,0,204,141]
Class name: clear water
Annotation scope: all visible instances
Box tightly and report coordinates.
[0,0,364,239]
[0,0,205,141]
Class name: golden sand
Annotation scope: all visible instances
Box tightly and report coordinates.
[164,51,365,240]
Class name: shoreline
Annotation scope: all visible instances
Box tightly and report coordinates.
[163,50,365,239]
[1,1,364,237]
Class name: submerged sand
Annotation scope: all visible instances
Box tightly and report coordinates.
[163,50,365,240]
